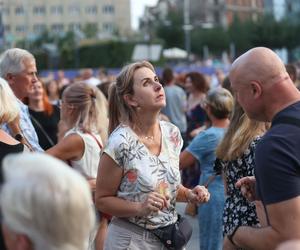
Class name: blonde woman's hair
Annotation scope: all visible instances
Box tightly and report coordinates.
[0,77,19,124]
[63,82,108,143]
[108,61,155,134]
[216,101,267,161]
[205,88,233,119]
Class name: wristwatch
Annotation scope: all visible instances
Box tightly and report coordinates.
[14,133,24,142]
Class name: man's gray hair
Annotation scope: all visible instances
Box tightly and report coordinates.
[1,153,95,250]
[0,48,35,78]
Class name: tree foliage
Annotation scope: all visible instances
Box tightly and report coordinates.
[154,12,300,59]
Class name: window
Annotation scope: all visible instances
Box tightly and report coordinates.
[102,5,115,14]
[2,8,10,15]
[69,5,80,15]
[103,22,114,33]
[69,23,81,31]
[86,5,97,15]
[33,6,46,15]
[33,24,46,33]
[51,24,64,33]
[15,6,24,15]
[4,25,10,32]
[51,5,63,15]
[16,25,26,33]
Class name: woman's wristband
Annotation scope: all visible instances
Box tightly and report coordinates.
[228,226,239,247]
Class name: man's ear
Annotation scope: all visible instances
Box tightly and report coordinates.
[249,80,262,98]
[123,94,139,108]
[6,73,14,85]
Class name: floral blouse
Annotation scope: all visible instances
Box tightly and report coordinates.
[221,137,261,236]
[103,121,183,229]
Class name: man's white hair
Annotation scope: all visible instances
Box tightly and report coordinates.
[1,153,95,250]
[0,48,35,78]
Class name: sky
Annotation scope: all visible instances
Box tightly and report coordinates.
[130,0,159,30]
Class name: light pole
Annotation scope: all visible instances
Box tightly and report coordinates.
[183,0,192,64]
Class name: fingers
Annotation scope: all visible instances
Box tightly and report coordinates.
[140,192,168,216]
[235,176,255,188]
[191,186,210,203]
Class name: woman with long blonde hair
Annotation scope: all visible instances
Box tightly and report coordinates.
[216,101,267,248]
[47,82,109,250]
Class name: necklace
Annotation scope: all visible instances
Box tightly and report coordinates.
[143,135,155,141]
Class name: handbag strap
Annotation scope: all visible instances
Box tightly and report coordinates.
[30,114,55,146]
[87,132,103,150]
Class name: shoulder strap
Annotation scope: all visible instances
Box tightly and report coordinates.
[271,116,300,128]
[87,132,103,149]
[30,114,55,146]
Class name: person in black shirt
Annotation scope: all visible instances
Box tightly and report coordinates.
[25,79,60,150]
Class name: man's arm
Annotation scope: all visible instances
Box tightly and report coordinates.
[231,196,300,249]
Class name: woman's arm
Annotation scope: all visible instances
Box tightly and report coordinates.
[95,153,167,217]
[46,134,84,161]
[179,150,197,170]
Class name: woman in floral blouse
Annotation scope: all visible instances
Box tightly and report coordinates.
[95,61,210,249]
[215,101,267,249]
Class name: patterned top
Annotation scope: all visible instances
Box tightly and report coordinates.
[221,137,261,236]
[2,100,43,152]
[103,121,183,229]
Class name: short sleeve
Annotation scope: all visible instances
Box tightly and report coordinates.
[186,132,210,162]
[103,128,133,169]
[255,136,300,204]
[165,122,183,156]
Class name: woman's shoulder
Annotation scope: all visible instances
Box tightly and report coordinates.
[160,120,180,132]
[107,125,134,145]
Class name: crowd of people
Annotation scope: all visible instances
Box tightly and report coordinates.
[0,46,299,250]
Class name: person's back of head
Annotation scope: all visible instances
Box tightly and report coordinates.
[205,87,233,119]
[0,48,35,79]
[62,82,108,141]
[162,67,174,86]
[1,153,95,250]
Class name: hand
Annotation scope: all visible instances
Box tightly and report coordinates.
[235,176,256,202]
[188,185,210,204]
[137,192,169,217]
[223,236,237,250]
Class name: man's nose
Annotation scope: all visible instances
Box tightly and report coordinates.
[32,73,38,82]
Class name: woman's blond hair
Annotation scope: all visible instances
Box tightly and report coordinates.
[216,101,267,161]
[0,77,19,124]
[63,82,108,143]
[108,61,155,134]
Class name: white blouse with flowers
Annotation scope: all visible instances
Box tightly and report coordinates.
[103,120,183,229]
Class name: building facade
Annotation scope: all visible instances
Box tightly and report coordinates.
[0,0,131,42]
[142,0,264,30]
